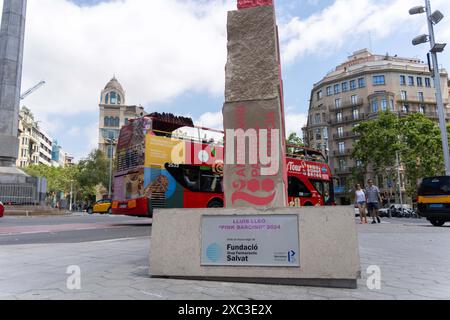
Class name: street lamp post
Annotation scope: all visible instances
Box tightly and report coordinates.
[69,180,74,212]
[105,138,117,199]
[396,151,404,207]
[410,0,450,175]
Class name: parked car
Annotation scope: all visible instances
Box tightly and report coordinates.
[418,176,450,227]
[0,201,4,218]
[87,199,112,215]
[377,204,417,218]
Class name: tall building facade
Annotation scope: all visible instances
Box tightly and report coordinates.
[51,140,67,167]
[98,77,146,158]
[16,107,53,168]
[303,49,450,204]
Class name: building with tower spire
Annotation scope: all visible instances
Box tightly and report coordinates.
[98,76,146,158]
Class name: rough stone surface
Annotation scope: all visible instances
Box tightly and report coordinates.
[149,207,360,286]
[223,99,287,207]
[0,135,20,164]
[223,4,287,208]
[225,5,280,103]
[0,0,27,167]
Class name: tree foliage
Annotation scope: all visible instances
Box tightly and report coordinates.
[286,132,303,154]
[352,112,401,178]
[287,132,303,147]
[77,150,110,191]
[24,149,110,200]
[352,111,448,197]
[399,113,445,196]
[24,164,79,194]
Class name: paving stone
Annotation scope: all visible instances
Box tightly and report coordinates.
[1,219,449,300]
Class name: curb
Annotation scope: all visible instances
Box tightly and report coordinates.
[4,211,71,217]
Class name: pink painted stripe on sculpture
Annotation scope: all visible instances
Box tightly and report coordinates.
[237,0,273,9]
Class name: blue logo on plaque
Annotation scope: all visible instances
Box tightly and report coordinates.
[206,243,221,262]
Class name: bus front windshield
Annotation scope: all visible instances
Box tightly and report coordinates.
[312,180,334,205]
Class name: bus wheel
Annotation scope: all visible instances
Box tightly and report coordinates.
[88,208,93,215]
[208,199,224,208]
[429,218,446,227]
[304,202,313,207]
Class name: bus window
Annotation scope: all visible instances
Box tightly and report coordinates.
[165,164,199,192]
[183,167,200,191]
[323,181,334,205]
[288,176,312,198]
[200,170,223,193]
[311,180,324,196]
[166,164,223,193]
[312,180,334,205]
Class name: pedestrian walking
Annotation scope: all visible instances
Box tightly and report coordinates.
[366,179,382,224]
[354,184,367,224]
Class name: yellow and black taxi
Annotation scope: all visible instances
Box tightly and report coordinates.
[417,176,450,227]
[87,199,112,215]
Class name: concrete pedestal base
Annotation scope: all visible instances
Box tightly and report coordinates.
[149,207,361,289]
[0,166,28,184]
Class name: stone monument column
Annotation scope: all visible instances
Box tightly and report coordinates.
[0,0,27,168]
[222,0,288,208]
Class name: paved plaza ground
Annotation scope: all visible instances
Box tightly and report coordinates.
[0,216,449,300]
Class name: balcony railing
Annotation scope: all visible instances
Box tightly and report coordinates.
[329,114,366,125]
[396,96,449,105]
[334,167,353,175]
[331,98,364,111]
[308,120,329,128]
[333,131,360,140]
[333,149,354,157]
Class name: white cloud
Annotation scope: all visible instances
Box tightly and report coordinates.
[13,0,234,119]
[68,126,81,137]
[280,0,450,64]
[195,108,307,139]
[70,122,99,161]
[196,111,223,129]
[285,111,307,138]
[2,0,448,159]
[20,0,448,121]
[86,122,99,151]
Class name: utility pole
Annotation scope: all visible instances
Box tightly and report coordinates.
[107,138,116,199]
[396,152,404,210]
[69,180,73,212]
[410,0,450,175]
[425,0,450,175]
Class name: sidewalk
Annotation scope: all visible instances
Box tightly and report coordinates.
[1,220,450,300]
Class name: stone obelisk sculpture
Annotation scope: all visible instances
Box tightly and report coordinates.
[0,0,27,183]
[223,0,287,208]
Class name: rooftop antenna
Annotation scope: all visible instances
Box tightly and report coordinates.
[369,32,373,52]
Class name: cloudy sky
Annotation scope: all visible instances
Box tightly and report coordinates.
[2,0,450,160]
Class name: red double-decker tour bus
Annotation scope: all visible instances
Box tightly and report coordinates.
[111,113,333,217]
